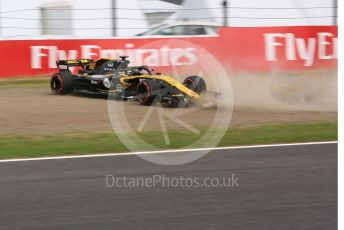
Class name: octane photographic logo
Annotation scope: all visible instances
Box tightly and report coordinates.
[107,39,233,165]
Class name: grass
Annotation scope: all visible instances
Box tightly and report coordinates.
[0,122,337,159]
[0,76,50,88]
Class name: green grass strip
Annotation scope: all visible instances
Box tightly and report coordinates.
[0,122,337,159]
[0,77,50,88]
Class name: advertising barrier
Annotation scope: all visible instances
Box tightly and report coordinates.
[0,26,337,78]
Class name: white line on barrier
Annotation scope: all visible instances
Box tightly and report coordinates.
[0,141,337,163]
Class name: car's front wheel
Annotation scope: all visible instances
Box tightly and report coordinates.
[183,76,206,94]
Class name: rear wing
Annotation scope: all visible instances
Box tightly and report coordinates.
[56,59,94,70]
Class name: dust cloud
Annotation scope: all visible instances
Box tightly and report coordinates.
[228,71,337,112]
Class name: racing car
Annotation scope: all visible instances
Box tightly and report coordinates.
[50,56,206,106]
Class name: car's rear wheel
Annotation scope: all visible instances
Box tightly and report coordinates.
[136,79,159,105]
[183,76,206,94]
[50,72,74,95]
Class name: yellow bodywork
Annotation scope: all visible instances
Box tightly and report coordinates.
[66,59,91,64]
[119,75,200,99]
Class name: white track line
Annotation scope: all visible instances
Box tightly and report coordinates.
[0,141,337,163]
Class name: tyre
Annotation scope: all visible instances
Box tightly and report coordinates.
[136,79,160,105]
[183,76,206,94]
[50,72,74,95]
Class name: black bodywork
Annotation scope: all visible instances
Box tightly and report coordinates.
[56,56,149,95]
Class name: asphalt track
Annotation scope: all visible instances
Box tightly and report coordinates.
[0,143,337,230]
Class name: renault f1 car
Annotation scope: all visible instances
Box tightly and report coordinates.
[50,56,206,106]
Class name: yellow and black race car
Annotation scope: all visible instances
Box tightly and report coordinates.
[51,56,206,106]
